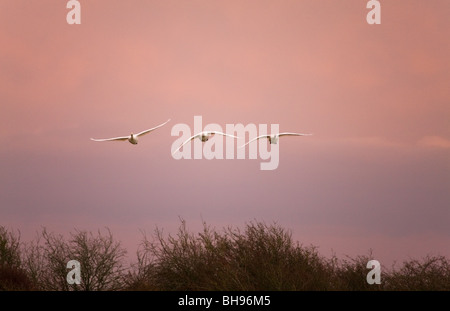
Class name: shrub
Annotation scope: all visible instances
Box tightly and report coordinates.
[384,255,450,291]
[2,222,450,291]
[131,220,334,291]
[0,226,34,290]
[332,253,385,291]
[0,265,34,291]
[0,226,21,268]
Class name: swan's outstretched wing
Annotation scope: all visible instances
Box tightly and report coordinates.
[90,136,129,142]
[172,131,238,155]
[239,135,270,148]
[136,119,171,137]
[278,132,313,137]
[172,134,200,155]
[209,131,239,139]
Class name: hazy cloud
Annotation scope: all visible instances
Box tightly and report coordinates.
[417,136,450,149]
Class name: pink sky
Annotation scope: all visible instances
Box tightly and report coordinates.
[1,0,449,268]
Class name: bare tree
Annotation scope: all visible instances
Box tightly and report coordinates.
[23,228,127,291]
[69,229,127,291]
[0,226,21,268]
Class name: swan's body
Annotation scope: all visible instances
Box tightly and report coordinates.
[91,119,170,145]
[240,132,312,148]
[173,131,239,155]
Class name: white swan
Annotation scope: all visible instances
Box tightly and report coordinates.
[240,132,312,148]
[172,131,239,155]
[91,119,170,145]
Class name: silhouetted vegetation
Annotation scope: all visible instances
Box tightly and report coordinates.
[0,227,34,290]
[0,223,449,291]
[384,255,450,290]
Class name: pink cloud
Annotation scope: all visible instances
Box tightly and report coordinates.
[418,136,450,149]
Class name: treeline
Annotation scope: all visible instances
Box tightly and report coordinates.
[0,221,449,291]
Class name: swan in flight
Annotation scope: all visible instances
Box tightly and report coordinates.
[172,131,239,155]
[240,132,312,148]
[91,119,170,145]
